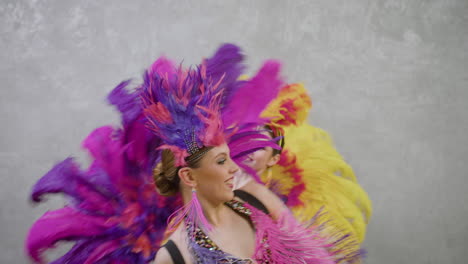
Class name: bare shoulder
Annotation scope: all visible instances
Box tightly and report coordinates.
[153,225,191,264]
[153,246,173,264]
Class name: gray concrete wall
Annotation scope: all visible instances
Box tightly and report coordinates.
[1,0,467,263]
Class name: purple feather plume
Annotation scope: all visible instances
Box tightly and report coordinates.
[25,81,181,264]
[205,43,246,104]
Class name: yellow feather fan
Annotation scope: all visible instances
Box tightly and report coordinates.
[260,83,372,262]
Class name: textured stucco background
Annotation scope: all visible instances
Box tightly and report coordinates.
[1,0,468,263]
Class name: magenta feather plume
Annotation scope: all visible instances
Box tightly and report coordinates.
[148,56,176,78]
[222,59,283,128]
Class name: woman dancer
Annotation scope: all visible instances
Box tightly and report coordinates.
[26,44,337,264]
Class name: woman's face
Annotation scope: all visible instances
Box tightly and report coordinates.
[243,147,276,175]
[191,143,239,203]
[242,131,280,175]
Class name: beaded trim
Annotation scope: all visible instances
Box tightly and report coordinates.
[183,129,201,155]
[225,200,252,217]
[185,147,211,165]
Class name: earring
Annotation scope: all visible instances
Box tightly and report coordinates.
[167,187,212,232]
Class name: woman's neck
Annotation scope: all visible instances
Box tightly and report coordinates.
[200,196,230,227]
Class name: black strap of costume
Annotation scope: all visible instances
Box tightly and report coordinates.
[234,189,269,215]
[163,240,185,264]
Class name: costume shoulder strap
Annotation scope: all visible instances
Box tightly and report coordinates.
[163,240,185,264]
[233,189,269,215]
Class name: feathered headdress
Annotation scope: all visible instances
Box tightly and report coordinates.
[141,62,225,166]
[141,44,283,167]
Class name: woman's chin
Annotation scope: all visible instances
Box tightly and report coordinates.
[210,190,235,204]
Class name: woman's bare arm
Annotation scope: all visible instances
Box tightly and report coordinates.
[239,180,289,220]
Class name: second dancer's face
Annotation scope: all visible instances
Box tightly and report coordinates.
[243,147,275,175]
[191,143,239,203]
[242,131,280,175]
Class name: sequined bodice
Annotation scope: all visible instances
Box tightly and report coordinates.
[187,200,255,264]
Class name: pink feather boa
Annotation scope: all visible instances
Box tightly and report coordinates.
[244,203,336,264]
